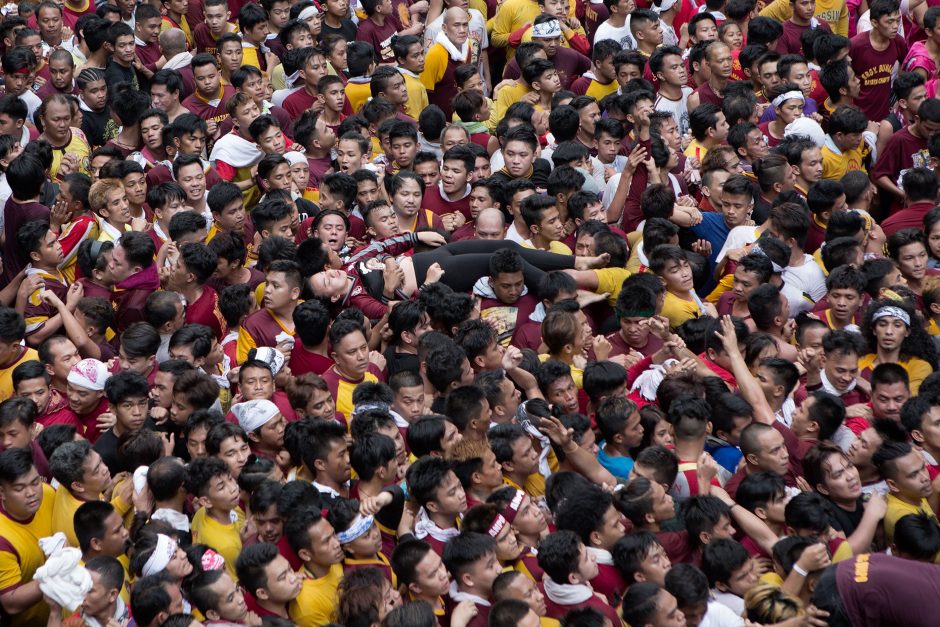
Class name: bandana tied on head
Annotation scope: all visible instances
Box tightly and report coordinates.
[337,514,375,543]
[487,513,509,538]
[772,91,805,108]
[248,346,286,376]
[142,534,178,577]
[871,306,911,327]
[532,19,562,38]
[231,399,280,432]
[201,549,226,571]
[653,0,678,12]
[501,489,526,523]
[67,359,110,391]
[284,151,307,167]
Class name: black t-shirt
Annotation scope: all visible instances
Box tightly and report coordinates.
[319,19,357,43]
[383,346,420,378]
[827,496,866,539]
[81,106,113,149]
[105,60,138,91]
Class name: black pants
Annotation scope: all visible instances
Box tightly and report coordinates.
[412,240,576,292]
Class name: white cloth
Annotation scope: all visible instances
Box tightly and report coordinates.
[435,30,471,63]
[701,598,745,627]
[594,19,634,49]
[785,117,826,147]
[782,254,827,303]
[231,399,280,432]
[448,581,492,606]
[34,546,92,612]
[83,596,128,627]
[820,369,857,397]
[142,534,177,576]
[273,86,303,107]
[414,507,461,543]
[67,358,110,391]
[209,132,264,169]
[712,590,745,617]
[18,90,41,122]
[424,9,488,63]
[472,276,528,300]
[585,546,615,566]
[631,359,678,401]
[654,88,694,136]
[542,577,594,605]
[163,51,193,71]
[152,507,192,532]
[250,345,286,374]
[133,466,148,494]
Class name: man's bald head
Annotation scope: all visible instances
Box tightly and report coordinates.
[159,28,187,57]
[443,6,468,23]
[474,208,505,240]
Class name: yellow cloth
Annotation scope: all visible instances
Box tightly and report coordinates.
[241,43,262,70]
[0,348,38,401]
[49,129,91,181]
[0,483,55,627]
[52,485,91,548]
[857,354,933,395]
[706,272,735,303]
[289,563,344,627]
[537,353,583,388]
[821,141,869,181]
[684,138,710,160]
[160,15,193,46]
[521,240,572,255]
[272,63,287,91]
[345,80,372,114]
[420,43,455,97]
[592,267,632,306]
[661,291,703,328]
[884,494,936,544]
[495,81,532,124]
[402,71,430,121]
[582,78,619,102]
[759,0,847,36]
[758,572,784,587]
[191,507,245,580]
[831,538,853,563]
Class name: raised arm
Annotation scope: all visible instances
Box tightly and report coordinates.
[715,315,776,425]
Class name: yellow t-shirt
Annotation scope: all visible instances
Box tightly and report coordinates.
[821,141,869,181]
[583,78,619,102]
[240,42,262,70]
[401,71,430,122]
[684,138,710,161]
[857,354,933,395]
[345,80,372,114]
[191,507,245,580]
[537,353,583,388]
[52,485,89,548]
[661,291,703,329]
[593,267,632,306]
[0,484,55,627]
[0,347,38,401]
[289,563,344,627]
[495,82,532,127]
[759,0,847,36]
[884,494,935,544]
[49,128,91,181]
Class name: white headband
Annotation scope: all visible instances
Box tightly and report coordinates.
[772,91,805,108]
[67,358,110,391]
[531,19,562,38]
[284,151,307,166]
[337,514,374,543]
[231,399,280,432]
[142,534,177,577]
[653,0,678,13]
[871,306,911,327]
[297,5,319,20]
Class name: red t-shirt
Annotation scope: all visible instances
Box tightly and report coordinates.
[850,32,908,121]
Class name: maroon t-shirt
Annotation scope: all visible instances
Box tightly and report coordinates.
[502,46,592,90]
[356,17,398,63]
[870,126,928,205]
[136,41,163,73]
[2,199,49,281]
[694,81,723,107]
[850,32,908,120]
[836,553,940,627]
[605,330,664,359]
[778,19,830,56]
[423,184,471,220]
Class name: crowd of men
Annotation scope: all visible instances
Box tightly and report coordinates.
[4,0,940,624]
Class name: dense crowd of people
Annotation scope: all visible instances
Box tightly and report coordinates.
[4,0,940,625]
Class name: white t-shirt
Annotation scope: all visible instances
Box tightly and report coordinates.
[701,600,745,627]
[715,225,762,263]
[594,19,635,49]
[654,87,694,136]
[783,253,828,303]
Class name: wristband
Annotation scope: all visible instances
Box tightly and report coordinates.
[792,564,808,577]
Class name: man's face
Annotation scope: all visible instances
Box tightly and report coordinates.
[15,376,50,415]
[392,178,423,218]
[797,147,823,185]
[367,204,400,239]
[414,161,441,189]
[114,34,136,63]
[255,124,285,154]
[80,450,112,495]
[578,103,601,136]
[38,6,63,42]
[177,163,207,201]
[48,57,73,91]
[140,115,165,151]
[874,10,901,38]
[637,542,672,586]
[0,417,30,452]
[660,259,694,293]
[306,517,345,567]
[263,162,291,192]
[534,207,564,242]
[393,385,425,423]
[321,81,346,114]
[83,571,117,617]
[412,549,451,598]
[596,132,623,164]
[441,159,469,196]
[47,339,80,384]
[219,42,244,73]
[720,192,752,228]
[267,0,290,28]
[260,554,302,603]
[826,287,860,323]
[204,2,231,34]
[871,381,909,421]
[253,502,284,544]
[98,509,131,556]
[67,383,103,415]
[469,186,495,216]
[3,69,31,97]
[818,452,861,502]
[315,214,347,252]
[137,15,161,43]
[504,572,547,616]
[430,470,467,516]
[113,394,149,432]
[194,62,222,97]
[0,467,42,519]
[240,364,275,401]
[332,331,370,379]
[300,54,329,88]
[490,270,524,305]
[889,450,933,500]
[546,375,579,414]
[753,428,789,476]
[390,136,417,169]
[443,11,470,46]
[176,129,207,156]
[822,351,858,393]
[208,572,249,623]
[731,267,761,300]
